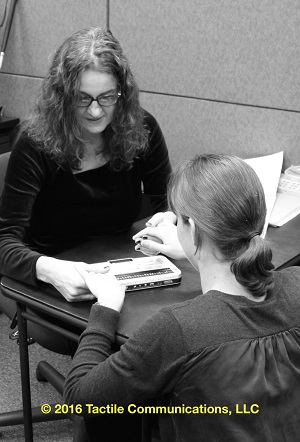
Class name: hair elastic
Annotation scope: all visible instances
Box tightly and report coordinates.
[247,231,260,241]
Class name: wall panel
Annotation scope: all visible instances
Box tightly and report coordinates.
[111,0,300,111]
[0,0,299,171]
[0,0,107,77]
[140,93,300,170]
[0,74,42,119]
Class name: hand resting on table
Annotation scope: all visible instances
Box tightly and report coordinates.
[36,257,110,302]
[76,265,126,312]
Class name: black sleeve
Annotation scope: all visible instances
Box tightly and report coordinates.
[141,111,172,212]
[0,133,45,285]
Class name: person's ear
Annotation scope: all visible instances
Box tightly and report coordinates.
[188,217,198,248]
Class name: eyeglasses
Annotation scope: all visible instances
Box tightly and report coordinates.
[77,92,121,108]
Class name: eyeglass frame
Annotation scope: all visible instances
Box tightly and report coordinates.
[77,91,121,108]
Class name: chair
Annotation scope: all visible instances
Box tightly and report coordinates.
[0,151,88,441]
[0,151,11,196]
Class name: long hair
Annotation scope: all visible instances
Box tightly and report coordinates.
[169,154,274,297]
[22,27,148,170]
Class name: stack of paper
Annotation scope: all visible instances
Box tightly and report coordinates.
[245,152,283,236]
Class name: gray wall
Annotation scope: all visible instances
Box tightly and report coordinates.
[1,0,299,169]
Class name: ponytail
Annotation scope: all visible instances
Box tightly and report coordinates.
[230,235,274,297]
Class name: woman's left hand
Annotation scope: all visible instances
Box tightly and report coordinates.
[132,223,186,259]
[75,266,126,312]
[145,211,177,227]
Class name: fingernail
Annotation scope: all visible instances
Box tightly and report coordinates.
[146,222,152,226]
[142,236,148,239]
[135,239,141,244]
[136,246,140,251]
[104,265,110,269]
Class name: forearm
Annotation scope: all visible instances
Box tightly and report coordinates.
[0,234,42,286]
[64,307,186,413]
[64,304,121,408]
[0,135,45,285]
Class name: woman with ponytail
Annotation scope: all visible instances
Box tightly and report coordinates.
[65,154,300,441]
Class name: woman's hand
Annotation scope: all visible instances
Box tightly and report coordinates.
[132,223,186,260]
[145,211,177,227]
[75,266,126,312]
[36,257,110,302]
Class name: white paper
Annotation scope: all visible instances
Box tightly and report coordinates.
[269,193,300,227]
[244,152,283,237]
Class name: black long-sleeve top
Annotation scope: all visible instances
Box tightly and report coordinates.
[0,110,171,286]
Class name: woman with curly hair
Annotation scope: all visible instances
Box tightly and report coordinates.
[0,28,171,350]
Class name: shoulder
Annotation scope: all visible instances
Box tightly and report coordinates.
[148,297,211,341]
[140,109,169,159]
[142,109,162,132]
[166,295,221,326]
[131,305,187,349]
[273,266,300,293]
[12,131,42,159]
[8,131,57,178]
[146,296,225,352]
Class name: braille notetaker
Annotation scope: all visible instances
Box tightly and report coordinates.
[107,256,182,291]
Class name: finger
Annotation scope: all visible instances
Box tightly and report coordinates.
[78,268,103,287]
[146,211,177,226]
[132,226,157,240]
[83,270,120,290]
[141,234,163,244]
[134,234,162,250]
[79,262,110,273]
[139,246,159,256]
[135,244,156,256]
[74,265,99,290]
[145,212,165,227]
[140,239,165,254]
[164,212,177,224]
[86,262,110,273]
[74,264,89,280]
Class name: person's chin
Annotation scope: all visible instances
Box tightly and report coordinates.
[84,120,108,134]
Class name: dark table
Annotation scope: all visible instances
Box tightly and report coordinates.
[1,215,300,441]
[2,219,201,342]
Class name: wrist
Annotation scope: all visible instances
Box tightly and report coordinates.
[97,299,123,312]
[36,256,58,283]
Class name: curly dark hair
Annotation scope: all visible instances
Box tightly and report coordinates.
[23,27,149,171]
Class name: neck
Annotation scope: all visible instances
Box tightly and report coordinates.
[72,134,108,174]
[84,133,104,154]
[198,254,266,302]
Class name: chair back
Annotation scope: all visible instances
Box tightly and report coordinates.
[0,151,11,197]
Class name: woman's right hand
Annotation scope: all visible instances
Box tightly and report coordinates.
[75,266,126,312]
[36,256,110,302]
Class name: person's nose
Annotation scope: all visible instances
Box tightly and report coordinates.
[87,100,103,117]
